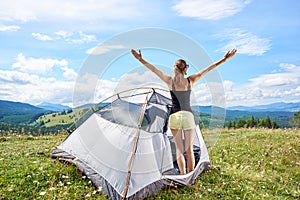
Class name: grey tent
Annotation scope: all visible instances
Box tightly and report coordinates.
[52,87,210,199]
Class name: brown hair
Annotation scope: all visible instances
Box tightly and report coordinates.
[176,59,188,73]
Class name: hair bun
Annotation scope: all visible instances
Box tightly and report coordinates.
[177,59,188,73]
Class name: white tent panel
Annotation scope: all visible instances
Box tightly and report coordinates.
[59,114,135,196]
[58,113,176,197]
[126,130,174,197]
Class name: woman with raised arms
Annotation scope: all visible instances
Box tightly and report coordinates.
[131,48,237,174]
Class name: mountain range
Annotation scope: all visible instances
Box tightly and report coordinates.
[0,101,71,124]
[36,102,71,112]
[228,102,300,112]
[0,100,298,127]
[0,100,47,124]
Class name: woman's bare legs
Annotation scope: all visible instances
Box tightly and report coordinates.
[171,129,186,174]
[184,129,195,173]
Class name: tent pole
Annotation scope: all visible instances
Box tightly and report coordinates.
[122,89,152,200]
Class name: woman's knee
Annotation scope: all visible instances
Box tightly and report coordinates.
[186,146,193,154]
[176,148,185,155]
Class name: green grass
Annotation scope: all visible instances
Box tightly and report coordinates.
[150,129,300,200]
[1,129,299,199]
[35,108,88,127]
[0,135,106,199]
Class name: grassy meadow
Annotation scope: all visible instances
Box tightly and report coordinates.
[35,108,89,127]
[0,129,299,199]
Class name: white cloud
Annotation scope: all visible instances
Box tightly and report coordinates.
[223,63,300,106]
[68,31,97,44]
[191,83,211,105]
[0,2,36,22]
[173,0,251,20]
[61,66,78,81]
[31,30,97,44]
[0,53,79,106]
[95,79,119,102]
[0,0,142,23]
[12,53,68,74]
[249,64,300,87]
[32,32,53,41]
[0,70,39,84]
[0,69,74,105]
[87,45,127,55]
[2,59,299,108]
[71,73,119,107]
[223,80,234,91]
[279,63,297,71]
[55,30,73,38]
[216,28,271,56]
[0,24,20,31]
[117,71,167,91]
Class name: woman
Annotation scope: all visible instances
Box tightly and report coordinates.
[131,48,237,174]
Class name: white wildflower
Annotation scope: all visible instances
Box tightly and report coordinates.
[62,175,69,179]
[39,191,46,196]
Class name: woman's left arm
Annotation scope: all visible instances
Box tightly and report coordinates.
[189,49,237,85]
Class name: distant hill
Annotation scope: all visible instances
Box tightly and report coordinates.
[226,110,293,128]
[193,104,295,128]
[0,100,48,124]
[0,99,297,127]
[228,102,300,112]
[34,102,110,128]
[75,102,109,109]
[75,103,96,109]
[36,102,71,112]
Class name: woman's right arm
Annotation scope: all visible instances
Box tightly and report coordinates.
[131,49,172,85]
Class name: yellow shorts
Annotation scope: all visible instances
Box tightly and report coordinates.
[168,111,196,130]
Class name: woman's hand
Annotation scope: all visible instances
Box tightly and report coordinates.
[131,49,142,61]
[224,48,237,60]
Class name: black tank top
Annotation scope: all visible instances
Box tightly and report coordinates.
[170,78,192,115]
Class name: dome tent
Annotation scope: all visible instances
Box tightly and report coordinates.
[51,87,210,199]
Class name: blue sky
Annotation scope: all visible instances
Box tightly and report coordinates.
[0,0,299,107]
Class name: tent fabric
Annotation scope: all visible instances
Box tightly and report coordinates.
[51,88,210,199]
